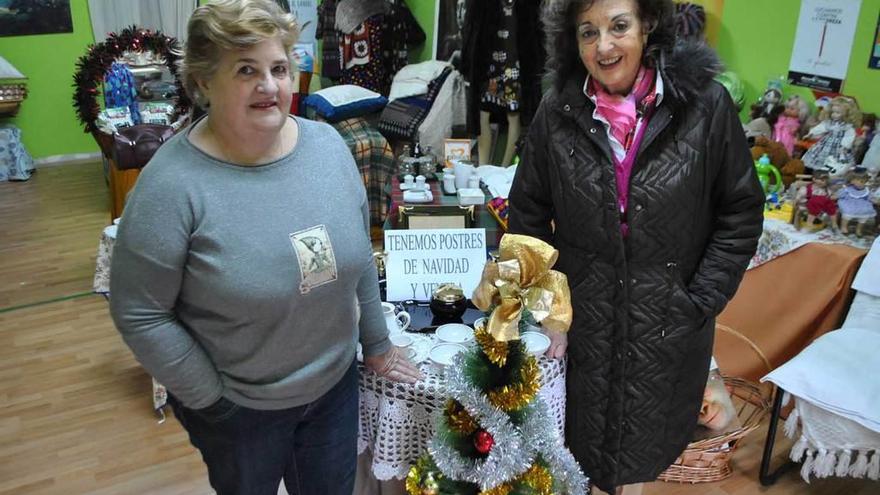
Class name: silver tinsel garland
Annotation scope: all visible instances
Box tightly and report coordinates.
[431,353,533,489]
[430,351,590,494]
[519,401,590,494]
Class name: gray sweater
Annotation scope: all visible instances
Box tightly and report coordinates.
[109,117,390,410]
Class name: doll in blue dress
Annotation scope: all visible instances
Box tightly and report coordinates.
[837,167,877,237]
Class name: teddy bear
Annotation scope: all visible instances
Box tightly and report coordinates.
[751,136,805,188]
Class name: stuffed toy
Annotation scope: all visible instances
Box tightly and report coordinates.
[751,135,804,188]
[802,96,861,173]
[756,85,783,120]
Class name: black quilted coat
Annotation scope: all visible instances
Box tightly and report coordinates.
[508,42,764,491]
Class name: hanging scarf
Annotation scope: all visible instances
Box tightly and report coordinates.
[589,65,656,149]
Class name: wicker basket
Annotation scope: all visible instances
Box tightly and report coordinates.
[657,324,773,483]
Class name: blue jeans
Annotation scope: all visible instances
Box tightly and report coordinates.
[168,361,359,495]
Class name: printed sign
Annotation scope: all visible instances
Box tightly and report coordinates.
[788,0,862,92]
[385,228,487,301]
[870,12,880,70]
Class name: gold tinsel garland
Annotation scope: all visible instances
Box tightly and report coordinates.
[444,399,479,435]
[486,356,541,411]
[520,463,554,494]
[474,325,510,367]
[478,463,554,495]
[406,458,441,495]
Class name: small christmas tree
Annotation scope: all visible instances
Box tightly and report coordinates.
[407,235,588,495]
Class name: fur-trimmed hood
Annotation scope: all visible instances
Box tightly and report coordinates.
[655,40,724,103]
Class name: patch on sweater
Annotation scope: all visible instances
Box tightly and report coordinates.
[289,225,338,294]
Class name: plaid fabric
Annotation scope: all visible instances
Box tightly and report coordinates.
[316,0,342,80]
[377,67,452,141]
[331,117,394,226]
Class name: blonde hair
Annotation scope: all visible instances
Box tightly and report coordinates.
[181,0,299,108]
[819,96,862,127]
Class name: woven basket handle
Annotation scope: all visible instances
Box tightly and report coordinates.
[715,323,773,373]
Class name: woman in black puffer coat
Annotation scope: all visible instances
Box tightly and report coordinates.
[508,0,764,493]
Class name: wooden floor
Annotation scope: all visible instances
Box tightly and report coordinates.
[0,163,875,494]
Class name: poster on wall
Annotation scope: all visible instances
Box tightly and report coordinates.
[787,0,862,92]
[0,0,73,37]
[870,12,880,70]
[288,0,317,73]
[433,0,466,62]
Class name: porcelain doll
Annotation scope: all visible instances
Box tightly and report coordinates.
[796,169,838,231]
[773,95,809,156]
[838,167,876,236]
[802,96,861,172]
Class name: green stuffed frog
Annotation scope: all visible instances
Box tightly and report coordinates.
[754,153,783,195]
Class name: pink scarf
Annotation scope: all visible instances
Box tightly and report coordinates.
[589,66,657,149]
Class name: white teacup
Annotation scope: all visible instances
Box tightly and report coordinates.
[453,160,475,190]
[382,302,410,335]
[390,333,416,360]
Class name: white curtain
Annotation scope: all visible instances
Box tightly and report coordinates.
[88,0,198,44]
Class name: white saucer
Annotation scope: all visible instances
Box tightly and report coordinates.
[403,189,434,203]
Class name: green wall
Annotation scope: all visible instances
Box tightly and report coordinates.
[5,0,877,159]
[408,0,436,63]
[715,0,880,119]
[0,0,97,159]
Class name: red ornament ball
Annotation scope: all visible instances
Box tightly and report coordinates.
[474,429,494,455]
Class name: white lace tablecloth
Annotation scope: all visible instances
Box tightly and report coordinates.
[357,350,566,481]
[749,219,873,270]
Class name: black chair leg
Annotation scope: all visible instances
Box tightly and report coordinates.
[759,386,799,486]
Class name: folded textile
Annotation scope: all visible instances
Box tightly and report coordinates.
[378,67,451,141]
[851,237,880,296]
[842,292,880,331]
[416,69,467,155]
[784,397,880,482]
[478,165,518,199]
[388,60,451,101]
[762,327,880,433]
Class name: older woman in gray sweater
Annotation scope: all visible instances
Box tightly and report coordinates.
[109,1,419,494]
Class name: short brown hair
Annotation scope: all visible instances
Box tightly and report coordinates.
[542,0,676,89]
[181,0,299,108]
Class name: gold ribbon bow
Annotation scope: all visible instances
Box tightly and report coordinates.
[471,234,572,341]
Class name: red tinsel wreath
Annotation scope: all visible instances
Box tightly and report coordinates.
[72,26,191,134]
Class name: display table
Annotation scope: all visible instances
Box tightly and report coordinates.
[715,219,870,382]
[384,177,503,248]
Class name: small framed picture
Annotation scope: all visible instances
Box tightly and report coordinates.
[443,139,472,168]
[398,205,475,230]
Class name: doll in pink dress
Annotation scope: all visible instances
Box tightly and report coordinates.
[773,95,809,156]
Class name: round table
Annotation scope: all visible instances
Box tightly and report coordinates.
[357,335,567,481]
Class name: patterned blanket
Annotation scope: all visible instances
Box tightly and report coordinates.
[331,117,395,226]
